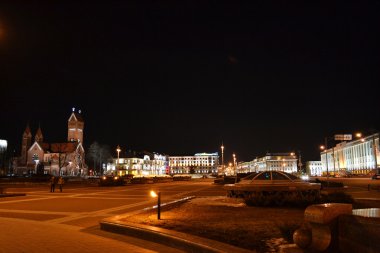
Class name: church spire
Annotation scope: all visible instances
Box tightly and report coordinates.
[21,122,32,165]
[23,122,32,137]
[35,122,43,143]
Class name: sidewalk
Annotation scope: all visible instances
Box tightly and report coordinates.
[0,217,183,253]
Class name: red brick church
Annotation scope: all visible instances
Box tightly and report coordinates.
[15,109,87,176]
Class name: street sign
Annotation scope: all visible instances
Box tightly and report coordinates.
[334,134,352,141]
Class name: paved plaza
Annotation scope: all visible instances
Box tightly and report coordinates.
[0,180,222,252]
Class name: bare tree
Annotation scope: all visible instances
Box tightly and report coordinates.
[50,143,69,176]
[87,142,112,175]
[99,145,112,174]
[87,142,100,173]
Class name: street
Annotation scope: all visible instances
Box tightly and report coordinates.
[313,176,380,201]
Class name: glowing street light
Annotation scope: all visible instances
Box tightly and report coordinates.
[233,153,236,172]
[221,144,224,175]
[320,144,329,178]
[233,153,238,183]
[150,190,161,219]
[116,145,121,167]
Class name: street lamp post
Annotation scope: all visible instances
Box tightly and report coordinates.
[233,153,237,183]
[320,140,329,179]
[150,190,161,220]
[320,136,337,178]
[116,145,121,169]
[221,144,224,175]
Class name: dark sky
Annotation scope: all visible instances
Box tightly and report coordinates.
[1,1,380,163]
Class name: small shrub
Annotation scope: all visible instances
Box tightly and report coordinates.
[315,179,344,188]
[321,191,354,204]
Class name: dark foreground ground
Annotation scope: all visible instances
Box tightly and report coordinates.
[121,196,380,253]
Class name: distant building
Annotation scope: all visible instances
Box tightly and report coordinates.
[0,139,7,175]
[237,153,298,174]
[15,109,87,176]
[106,151,168,176]
[320,133,379,175]
[169,153,219,174]
[306,161,323,176]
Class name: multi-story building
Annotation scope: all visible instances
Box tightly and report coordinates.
[237,153,298,174]
[0,139,7,175]
[320,133,379,175]
[169,153,219,174]
[306,161,323,176]
[106,151,168,176]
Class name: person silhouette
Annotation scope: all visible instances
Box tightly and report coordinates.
[57,176,65,192]
[49,176,56,192]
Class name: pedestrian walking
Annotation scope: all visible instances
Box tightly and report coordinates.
[57,176,65,192]
[49,176,55,192]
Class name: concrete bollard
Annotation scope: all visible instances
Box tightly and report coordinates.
[293,203,352,252]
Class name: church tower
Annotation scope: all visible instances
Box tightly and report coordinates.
[67,108,84,143]
[21,123,32,165]
[35,124,44,143]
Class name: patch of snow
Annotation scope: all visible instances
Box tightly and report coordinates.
[265,237,288,252]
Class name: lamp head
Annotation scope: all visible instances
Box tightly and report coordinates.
[150,190,158,198]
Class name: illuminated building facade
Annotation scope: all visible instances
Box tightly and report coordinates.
[15,109,87,176]
[0,139,7,175]
[67,110,84,143]
[237,153,298,174]
[169,153,219,174]
[107,152,168,176]
[306,161,323,176]
[320,133,379,175]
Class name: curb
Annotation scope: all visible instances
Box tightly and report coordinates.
[100,197,255,253]
[0,193,26,198]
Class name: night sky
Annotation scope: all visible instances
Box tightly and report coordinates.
[1,1,380,163]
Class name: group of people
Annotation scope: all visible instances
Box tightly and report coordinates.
[49,176,65,192]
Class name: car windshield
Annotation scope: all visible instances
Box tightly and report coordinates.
[255,172,271,180]
[242,172,258,180]
[271,172,290,180]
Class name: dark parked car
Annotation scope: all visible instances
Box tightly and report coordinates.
[98,176,125,186]
[371,174,380,180]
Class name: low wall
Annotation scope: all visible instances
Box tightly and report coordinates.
[339,208,380,253]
